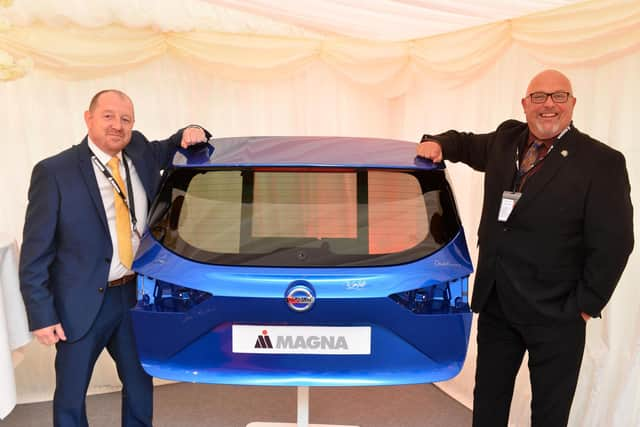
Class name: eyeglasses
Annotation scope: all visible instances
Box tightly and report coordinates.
[528,91,571,104]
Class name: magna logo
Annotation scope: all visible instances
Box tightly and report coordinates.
[254,330,273,349]
[255,329,348,351]
[233,325,371,355]
[285,281,316,312]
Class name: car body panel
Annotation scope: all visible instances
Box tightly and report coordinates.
[131,136,474,386]
[171,136,442,170]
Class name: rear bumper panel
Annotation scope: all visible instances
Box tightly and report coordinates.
[131,296,472,386]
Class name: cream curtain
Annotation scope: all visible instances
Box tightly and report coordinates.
[0,0,584,40]
[1,0,639,426]
[1,0,638,87]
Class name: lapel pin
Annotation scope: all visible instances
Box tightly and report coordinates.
[561,150,568,157]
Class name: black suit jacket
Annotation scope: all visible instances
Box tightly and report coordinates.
[424,120,633,323]
[19,130,188,341]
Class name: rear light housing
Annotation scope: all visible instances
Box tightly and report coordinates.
[137,276,213,312]
[390,277,470,314]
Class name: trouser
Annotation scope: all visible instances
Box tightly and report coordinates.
[472,295,586,427]
[53,281,153,427]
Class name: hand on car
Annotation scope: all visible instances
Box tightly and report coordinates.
[181,126,208,148]
[416,140,443,163]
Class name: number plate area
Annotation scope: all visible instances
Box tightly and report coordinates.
[232,325,371,355]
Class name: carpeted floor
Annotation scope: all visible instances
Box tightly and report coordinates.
[2,383,471,427]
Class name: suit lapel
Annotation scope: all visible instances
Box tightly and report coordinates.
[77,138,110,233]
[510,130,577,216]
[499,127,527,193]
[124,140,153,202]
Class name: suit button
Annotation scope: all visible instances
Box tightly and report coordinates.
[503,227,510,232]
[105,258,111,264]
[98,287,105,293]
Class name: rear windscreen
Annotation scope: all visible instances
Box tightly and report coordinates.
[149,168,460,266]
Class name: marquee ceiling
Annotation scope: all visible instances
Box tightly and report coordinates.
[1,0,637,85]
[2,0,585,40]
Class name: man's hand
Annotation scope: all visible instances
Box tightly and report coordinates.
[33,323,67,346]
[416,140,443,163]
[580,312,591,322]
[181,126,208,148]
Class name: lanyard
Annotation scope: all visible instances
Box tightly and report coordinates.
[90,150,140,237]
[516,142,554,173]
[512,125,571,192]
[512,144,553,192]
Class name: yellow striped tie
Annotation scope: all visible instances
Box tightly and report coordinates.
[107,157,133,269]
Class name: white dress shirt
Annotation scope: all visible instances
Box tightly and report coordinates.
[88,139,148,281]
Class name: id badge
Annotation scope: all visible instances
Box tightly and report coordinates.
[498,191,521,222]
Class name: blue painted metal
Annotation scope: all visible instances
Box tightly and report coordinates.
[130,136,474,386]
[172,136,442,170]
[131,231,473,386]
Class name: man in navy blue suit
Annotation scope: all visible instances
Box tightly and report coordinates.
[19,89,209,426]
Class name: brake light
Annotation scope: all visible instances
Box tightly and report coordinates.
[389,277,470,314]
[137,275,213,312]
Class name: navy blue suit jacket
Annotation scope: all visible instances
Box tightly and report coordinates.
[19,130,183,342]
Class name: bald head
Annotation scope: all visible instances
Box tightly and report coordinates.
[525,70,573,98]
[88,89,134,114]
[521,69,576,139]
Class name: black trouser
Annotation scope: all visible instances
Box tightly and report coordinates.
[472,296,586,427]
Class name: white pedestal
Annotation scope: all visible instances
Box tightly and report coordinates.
[247,386,358,427]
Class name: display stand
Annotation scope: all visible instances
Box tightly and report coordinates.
[247,386,358,427]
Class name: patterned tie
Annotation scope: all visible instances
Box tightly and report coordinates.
[520,141,543,175]
[107,157,133,269]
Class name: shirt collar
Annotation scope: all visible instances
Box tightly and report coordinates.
[527,133,554,149]
[527,122,573,148]
[87,137,123,165]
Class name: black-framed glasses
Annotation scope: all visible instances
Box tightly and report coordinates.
[528,91,571,104]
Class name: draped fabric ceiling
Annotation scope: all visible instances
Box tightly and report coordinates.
[1,1,639,426]
[1,0,638,93]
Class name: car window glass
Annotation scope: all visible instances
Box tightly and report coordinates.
[150,168,459,266]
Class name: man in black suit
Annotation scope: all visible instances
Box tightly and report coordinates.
[416,70,633,427]
[19,89,209,426]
